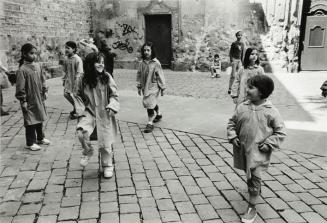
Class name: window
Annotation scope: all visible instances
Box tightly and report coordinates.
[309,26,325,47]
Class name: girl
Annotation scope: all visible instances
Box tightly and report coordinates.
[227,75,286,223]
[63,41,84,119]
[210,54,221,78]
[136,42,166,133]
[16,43,51,151]
[75,52,119,178]
[230,48,264,106]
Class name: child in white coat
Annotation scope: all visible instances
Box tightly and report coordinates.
[76,52,119,178]
[227,75,286,223]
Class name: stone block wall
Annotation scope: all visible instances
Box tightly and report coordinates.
[0,0,92,76]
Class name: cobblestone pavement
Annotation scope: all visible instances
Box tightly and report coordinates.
[1,102,327,223]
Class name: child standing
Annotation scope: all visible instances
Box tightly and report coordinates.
[227,75,286,223]
[63,41,84,119]
[231,48,265,106]
[136,42,166,133]
[76,52,119,178]
[16,43,51,151]
[229,31,245,94]
[210,54,221,78]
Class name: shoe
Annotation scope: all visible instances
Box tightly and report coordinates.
[103,166,114,178]
[0,110,9,116]
[25,143,41,151]
[144,124,154,133]
[228,90,231,94]
[153,114,162,123]
[70,113,78,120]
[211,75,215,78]
[241,206,257,223]
[37,138,51,145]
[80,155,90,167]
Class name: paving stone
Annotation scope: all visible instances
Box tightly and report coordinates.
[221,190,243,201]
[80,201,99,219]
[0,201,21,216]
[58,206,79,221]
[139,197,156,207]
[119,195,137,204]
[176,201,196,214]
[279,209,306,223]
[141,207,161,220]
[120,213,140,223]
[118,187,136,196]
[157,199,175,211]
[65,187,81,197]
[296,192,322,205]
[180,213,202,223]
[18,203,42,214]
[27,179,47,191]
[12,214,35,223]
[37,215,57,223]
[195,204,219,220]
[214,181,234,190]
[266,197,289,210]
[256,203,279,219]
[202,187,220,196]
[22,192,44,204]
[276,190,300,202]
[185,185,202,195]
[301,212,327,223]
[190,194,209,205]
[160,210,180,222]
[207,196,231,209]
[100,201,118,213]
[100,212,119,223]
[61,196,81,207]
[216,208,240,222]
[3,187,25,202]
[265,218,287,223]
[120,203,140,214]
[312,204,327,219]
[309,188,327,198]
[230,200,248,214]
[100,192,117,202]
[152,187,170,200]
[295,179,318,189]
[40,202,60,215]
[265,181,286,191]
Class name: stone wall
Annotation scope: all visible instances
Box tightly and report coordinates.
[0,0,92,76]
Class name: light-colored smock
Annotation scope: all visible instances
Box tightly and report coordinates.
[63,54,83,93]
[76,73,119,148]
[227,100,286,178]
[136,58,166,109]
[16,62,47,126]
[231,65,265,105]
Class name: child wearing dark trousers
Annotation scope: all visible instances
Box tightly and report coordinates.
[16,43,51,151]
[227,75,286,223]
[136,42,166,133]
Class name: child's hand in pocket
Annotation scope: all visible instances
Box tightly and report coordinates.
[232,138,240,148]
[21,102,27,112]
[259,143,271,153]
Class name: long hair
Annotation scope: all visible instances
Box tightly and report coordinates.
[243,48,260,69]
[19,43,36,67]
[141,41,156,60]
[83,52,109,88]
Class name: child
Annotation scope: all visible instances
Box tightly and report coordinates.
[229,31,245,94]
[75,52,119,178]
[63,41,84,119]
[16,43,51,151]
[0,60,10,116]
[136,42,166,133]
[231,48,264,106]
[210,54,221,78]
[227,75,286,223]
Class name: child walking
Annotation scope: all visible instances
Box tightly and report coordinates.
[210,54,221,78]
[63,41,84,119]
[227,75,286,223]
[75,52,119,178]
[230,48,265,106]
[16,43,51,151]
[228,31,245,94]
[136,42,166,133]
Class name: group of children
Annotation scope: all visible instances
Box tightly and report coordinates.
[14,31,285,222]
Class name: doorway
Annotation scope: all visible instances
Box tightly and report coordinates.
[145,14,172,68]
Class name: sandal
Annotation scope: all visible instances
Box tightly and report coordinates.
[153,114,162,123]
[144,124,154,133]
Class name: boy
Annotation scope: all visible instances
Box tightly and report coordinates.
[63,41,84,119]
[210,54,221,78]
[227,75,286,223]
[229,31,245,94]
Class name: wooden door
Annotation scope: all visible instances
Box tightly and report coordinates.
[145,14,172,68]
[301,16,327,70]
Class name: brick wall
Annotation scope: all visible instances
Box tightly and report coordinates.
[0,0,92,75]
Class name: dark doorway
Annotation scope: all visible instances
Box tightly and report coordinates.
[145,14,172,68]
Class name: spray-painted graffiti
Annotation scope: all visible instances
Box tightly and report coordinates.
[116,22,143,39]
[112,39,133,53]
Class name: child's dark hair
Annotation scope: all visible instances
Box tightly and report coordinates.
[235,31,243,37]
[19,43,37,67]
[65,41,77,53]
[243,48,260,69]
[214,54,219,58]
[83,52,109,88]
[247,75,274,99]
[141,41,156,60]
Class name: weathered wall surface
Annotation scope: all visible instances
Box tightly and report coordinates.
[0,0,92,75]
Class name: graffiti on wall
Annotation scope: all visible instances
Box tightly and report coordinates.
[112,39,133,53]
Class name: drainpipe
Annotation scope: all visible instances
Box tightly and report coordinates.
[178,0,182,44]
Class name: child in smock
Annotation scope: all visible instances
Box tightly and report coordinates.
[136,42,166,133]
[210,54,221,78]
[231,48,265,106]
[227,75,286,223]
[16,43,51,151]
[76,52,119,179]
[63,41,84,119]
